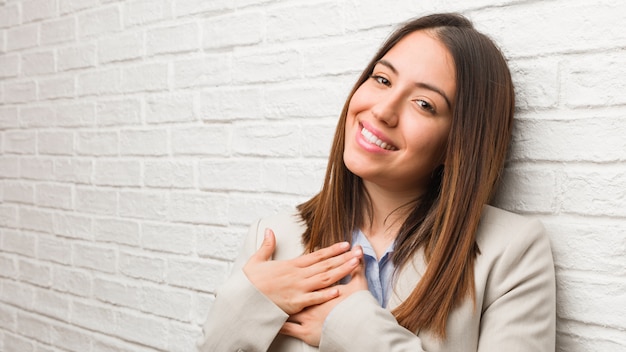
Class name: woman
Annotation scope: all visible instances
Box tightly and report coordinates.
[199,13,555,351]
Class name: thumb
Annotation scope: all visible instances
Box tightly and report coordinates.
[252,228,276,262]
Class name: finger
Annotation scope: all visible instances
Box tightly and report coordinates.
[280,321,304,338]
[295,286,339,309]
[304,255,361,291]
[303,245,362,279]
[294,241,351,267]
[250,228,276,262]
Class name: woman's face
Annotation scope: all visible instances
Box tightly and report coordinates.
[344,30,456,197]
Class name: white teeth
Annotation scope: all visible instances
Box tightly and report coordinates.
[360,127,396,150]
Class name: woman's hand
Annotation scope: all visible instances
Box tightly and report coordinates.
[242,228,363,315]
[279,252,368,346]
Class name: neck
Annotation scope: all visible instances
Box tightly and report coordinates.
[360,180,420,240]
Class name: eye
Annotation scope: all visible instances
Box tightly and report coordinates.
[370,74,390,87]
[415,99,436,114]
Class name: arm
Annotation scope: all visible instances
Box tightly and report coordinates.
[198,219,288,352]
[477,220,556,352]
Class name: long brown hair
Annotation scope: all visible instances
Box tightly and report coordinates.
[298,13,515,338]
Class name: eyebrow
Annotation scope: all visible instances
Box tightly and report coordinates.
[375,59,453,110]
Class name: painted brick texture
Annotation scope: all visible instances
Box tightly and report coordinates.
[1,0,625,351]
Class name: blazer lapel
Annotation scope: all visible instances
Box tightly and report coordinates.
[387,248,427,310]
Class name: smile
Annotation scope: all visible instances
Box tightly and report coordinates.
[360,127,397,151]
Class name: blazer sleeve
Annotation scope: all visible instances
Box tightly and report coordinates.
[197,219,289,352]
[320,291,427,351]
[476,219,556,352]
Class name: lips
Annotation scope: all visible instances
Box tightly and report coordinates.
[360,125,397,151]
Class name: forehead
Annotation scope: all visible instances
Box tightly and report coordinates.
[380,30,456,99]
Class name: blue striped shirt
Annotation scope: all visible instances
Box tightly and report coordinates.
[350,229,395,307]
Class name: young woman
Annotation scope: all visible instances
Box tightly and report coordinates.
[199,13,556,352]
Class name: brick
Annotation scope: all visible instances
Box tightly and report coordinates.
[36,183,73,210]
[78,6,122,38]
[0,156,19,178]
[4,332,35,352]
[19,259,52,287]
[38,235,72,265]
[0,4,20,29]
[5,130,36,154]
[38,131,74,155]
[174,0,233,16]
[57,103,96,127]
[75,187,118,216]
[20,106,56,128]
[563,51,626,108]
[144,160,195,188]
[58,44,97,71]
[33,288,70,321]
[165,257,228,293]
[1,281,34,310]
[71,301,116,335]
[52,266,92,297]
[125,0,171,26]
[40,16,76,45]
[300,121,335,158]
[202,10,262,49]
[50,323,92,352]
[20,157,54,181]
[227,194,295,226]
[3,181,35,204]
[93,160,141,187]
[261,159,325,195]
[173,54,231,88]
[19,207,54,233]
[169,192,228,225]
[39,76,76,100]
[560,166,626,217]
[472,2,626,57]
[147,22,199,55]
[0,204,18,228]
[120,129,168,156]
[301,33,377,77]
[0,54,19,78]
[199,87,261,121]
[98,32,144,63]
[118,190,168,220]
[54,158,92,184]
[77,131,119,156]
[7,25,38,51]
[94,277,141,308]
[23,0,57,23]
[141,222,195,254]
[0,107,19,129]
[232,48,299,84]
[266,2,343,42]
[263,81,346,119]
[53,212,93,240]
[171,125,230,156]
[78,68,121,96]
[73,243,117,273]
[59,0,100,14]
[94,217,140,246]
[2,229,36,257]
[119,251,165,283]
[121,63,169,93]
[168,322,203,352]
[0,303,16,330]
[115,310,168,350]
[140,285,192,321]
[231,123,300,157]
[0,254,18,279]
[198,159,261,192]
[17,312,52,344]
[4,81,37,104]
[197,226,245,261]
[145,92,196,124]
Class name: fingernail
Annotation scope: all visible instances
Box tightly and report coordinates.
[349,258,359,266]
[353,247,362,256]
[339,241,350,249]
[264,228,271,238]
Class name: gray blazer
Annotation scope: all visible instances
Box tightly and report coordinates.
[199,205,556,351]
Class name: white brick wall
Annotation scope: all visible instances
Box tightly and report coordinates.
[0,0,625,351]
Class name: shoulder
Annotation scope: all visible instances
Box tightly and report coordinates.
[476,205,548,253]
[251,208,307,260]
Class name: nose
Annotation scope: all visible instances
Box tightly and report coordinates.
[371,92,401,127]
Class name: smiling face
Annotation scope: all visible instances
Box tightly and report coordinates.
[343,30,456,197]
